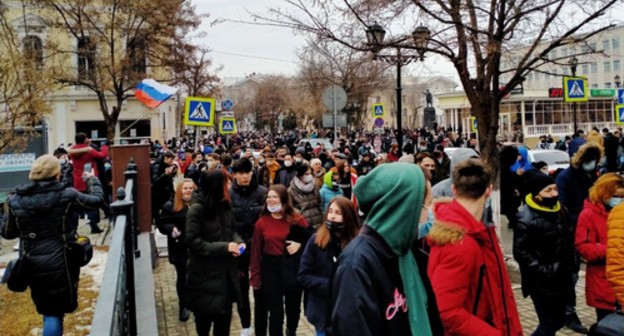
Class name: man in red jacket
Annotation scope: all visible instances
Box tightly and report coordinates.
[68,133,109,233]
[427,158,523,336]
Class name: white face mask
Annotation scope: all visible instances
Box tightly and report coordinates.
[303,175,314,184]
[284,161,292,167]
[267,204,282,213]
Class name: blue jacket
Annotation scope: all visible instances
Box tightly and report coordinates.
[297,234,341,330]
[320,185,343,212]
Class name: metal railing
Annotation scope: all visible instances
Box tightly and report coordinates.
[91,159,139,336]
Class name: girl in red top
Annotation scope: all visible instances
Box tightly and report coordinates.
[250,185,310,336]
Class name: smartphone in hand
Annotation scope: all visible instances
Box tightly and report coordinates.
[83,163,92,181]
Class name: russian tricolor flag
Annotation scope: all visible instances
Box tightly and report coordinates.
[135,79,178,108]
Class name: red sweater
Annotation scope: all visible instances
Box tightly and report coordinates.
[250,213,308,288]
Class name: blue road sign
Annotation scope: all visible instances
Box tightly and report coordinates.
[372,103,385,118]
[374,118,384,127]
[617,105,624,125]
[222,99,234,111]
[219,117,237,134]
[563,77,588,102]
[618,89,624,105]
[184,97,215,126]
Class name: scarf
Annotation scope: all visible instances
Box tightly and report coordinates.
[294,176,315,193]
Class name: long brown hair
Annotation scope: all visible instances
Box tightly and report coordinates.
[173,178,196,212]
[315,196,360,249]
[262,184,300,223]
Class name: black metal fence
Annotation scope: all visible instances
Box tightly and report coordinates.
[91,159,140,336]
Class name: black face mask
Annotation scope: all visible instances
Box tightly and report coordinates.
[325,220,344,232]
[539,196,558,208]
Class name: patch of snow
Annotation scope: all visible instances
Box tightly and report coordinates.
[80,248,108,290]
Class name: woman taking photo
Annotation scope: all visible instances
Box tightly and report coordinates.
[576,173,623,322]
[158,178,196,322]
[250,185,310,336]
[185,170,246,336]
[297,196,360,336]
[288,163,323,230]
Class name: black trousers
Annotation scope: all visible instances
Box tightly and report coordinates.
[194,309,232,336]
[173,261,187,310]
[261,255,302,336]
[237,253,252,328]
[530,293,566,336]
[254,289,269,336]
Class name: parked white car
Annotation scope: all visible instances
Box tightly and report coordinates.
[527,149,570,175]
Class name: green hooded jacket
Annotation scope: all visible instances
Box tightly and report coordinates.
[354,162,432,336]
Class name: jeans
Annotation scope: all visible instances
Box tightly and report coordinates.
[316,330,326,336]
[530,293,566,336]
[43,315,63,336]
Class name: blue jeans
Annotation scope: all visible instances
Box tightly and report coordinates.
[316,330,326,336]
[43,315,63,336]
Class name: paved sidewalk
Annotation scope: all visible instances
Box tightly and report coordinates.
[154,224,600,336]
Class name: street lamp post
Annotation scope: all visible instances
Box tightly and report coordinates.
[569,57,579,133]
[615,75,621,88]
[366,24,430,157]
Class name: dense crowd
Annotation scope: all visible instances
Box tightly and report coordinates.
[3,126,624,336]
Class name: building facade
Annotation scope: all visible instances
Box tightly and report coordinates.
[4,1,178,153]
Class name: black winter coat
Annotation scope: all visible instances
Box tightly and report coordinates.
[330,226,410,336]
[229,179,267,245]
[297,234,341,331]
[158,201,189,265]
[150,159,174,216]
[514,204,575,297]
[274,166,297,188]
[185,197,243,316]
[1,178,104,316]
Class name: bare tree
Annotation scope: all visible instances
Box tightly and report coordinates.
[256,0,621,170]
[32,0,203,141]
[251,76,292,132]
[0,4,54,153]
[296,38,391,129]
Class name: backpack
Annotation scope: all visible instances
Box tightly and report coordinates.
[413,238,444,335]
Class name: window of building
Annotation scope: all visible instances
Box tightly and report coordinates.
[591,62,598,73]
[561,48,567,57]
[591,83,599,88]
[568,47,575,56]
[582,64,589,74]
[127,36,147,75]
[551,49,557,59]
[614,60,621,72]
[614,38,620,50]
[604,61,611,72]
[527,72,533,81]
[77,37,95,80]
[603,39,610,51]
[606,82,612,88]
[590,42,597,51]
[23,35,43,69]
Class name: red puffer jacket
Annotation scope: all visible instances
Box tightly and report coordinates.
[68,143,108,192]
[576,199,617,310]
[427,199,523,336]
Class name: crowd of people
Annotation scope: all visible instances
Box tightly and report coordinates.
[3,125,624,335]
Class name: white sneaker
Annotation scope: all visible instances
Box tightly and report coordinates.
[240,328,252,336]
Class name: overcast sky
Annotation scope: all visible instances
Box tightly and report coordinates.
[192,1,624,81]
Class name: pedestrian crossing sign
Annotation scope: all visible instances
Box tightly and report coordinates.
[372,103,385,118]
[219,117,237,134]
[616,105,624,125]
[184,97,215,126]
[563,77,588,102]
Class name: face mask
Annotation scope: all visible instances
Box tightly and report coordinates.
[295,158,302,163]
[59,159,67,165]
[325,220,344,232]
[284,161,292,167]
[104,163,111,170]
[303,175,314,184]
[607,197,624,208]
[267,204,282,213]
[539,196,558,208]
[582,160,596,172]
